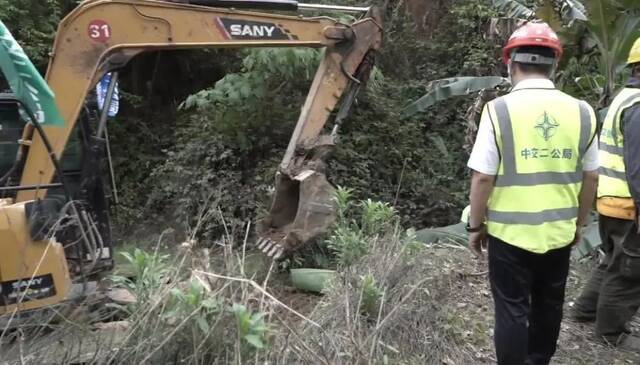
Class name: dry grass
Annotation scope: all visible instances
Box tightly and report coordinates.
[2,226,640,364]
[286,237,640,364]
[286,233,494,364]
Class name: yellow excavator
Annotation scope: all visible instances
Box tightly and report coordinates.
[0,0,382,318]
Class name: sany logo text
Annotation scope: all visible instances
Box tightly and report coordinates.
[229,24,276,38]
[11,277,43,290]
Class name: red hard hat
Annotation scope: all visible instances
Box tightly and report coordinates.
[502,22,563,65]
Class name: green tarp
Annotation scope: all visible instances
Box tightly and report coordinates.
[416,212,602,260]
[0,20,63,126]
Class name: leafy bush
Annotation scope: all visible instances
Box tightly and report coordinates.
[131,48,321,242]
[103,228,278,364]
[111,248,173,310]
[108,0,497,244]
[327,187,401,267]
[230,303,272,351]
[323,187,423,271]
[180,48,321,111]
[0,0,62,68]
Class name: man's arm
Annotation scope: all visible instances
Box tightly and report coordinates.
[577,170,598,228]
[468,171,495,256]
[469,171,495,228]
[623,105,640,224]
[573,104,599,241]
[467,104,499,257]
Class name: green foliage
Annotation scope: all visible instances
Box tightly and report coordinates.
[327,226,369,267]
[0,0,61,68]
[327,187,421,267]
[404,76,509,115]
[359,274,382,317]
[557,55,603,103]
[401,227,425,262]
[181,48,320,110]
[360,199,396,236]
[492,0,535,18]
[113,0,497,242]
[164,279,223,340]
[111,248,172,309]
[327,187,389,266]
[331,81,470,228]
[583,0,640,102]
[141,48,320,240]
[230,303,272,350]
[105,247,276,362]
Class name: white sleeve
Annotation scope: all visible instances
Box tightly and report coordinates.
[582,137,599,171]
[467,106,500,175]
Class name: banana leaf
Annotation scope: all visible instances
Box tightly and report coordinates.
[537,1,564,30]
[415,216,602,260]
[492,0,535,19]
[562,0,588,24]
[585,0,640,103]
[403,76,509,116]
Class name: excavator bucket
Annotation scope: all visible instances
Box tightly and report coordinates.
[258,169,336,258]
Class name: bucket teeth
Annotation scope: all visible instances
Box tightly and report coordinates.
[258,237,274,253]
[267,244,281,257]
[272,247,284,259]
[256,237,269,250]
[256,236,285,259]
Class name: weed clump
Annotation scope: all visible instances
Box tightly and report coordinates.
[281,188,492,363]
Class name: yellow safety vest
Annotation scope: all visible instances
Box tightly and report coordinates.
[597,88,640,220]
[486,89,596,253]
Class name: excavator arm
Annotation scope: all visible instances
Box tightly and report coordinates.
[15,0,382,257]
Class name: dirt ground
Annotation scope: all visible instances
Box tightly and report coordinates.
[2,243,640,364]
[259,245,640,364]
[439,250,640,365]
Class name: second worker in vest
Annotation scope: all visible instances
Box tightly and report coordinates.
[467,23,599,365]
[571,38,640,350]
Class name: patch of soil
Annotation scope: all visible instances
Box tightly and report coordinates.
[442,251,640,364]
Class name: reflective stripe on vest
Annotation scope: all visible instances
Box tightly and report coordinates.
[598,88,640,199]
[486,91,595,253]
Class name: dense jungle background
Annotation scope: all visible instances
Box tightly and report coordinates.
[2,0,501,240]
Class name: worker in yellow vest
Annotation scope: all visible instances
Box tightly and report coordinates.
[467,23,599,364]
[572,38,640,350]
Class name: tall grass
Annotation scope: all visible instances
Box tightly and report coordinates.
[2,195,494,364]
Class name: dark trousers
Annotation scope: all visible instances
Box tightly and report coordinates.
[573,214,640,343]
[489,236,571,365]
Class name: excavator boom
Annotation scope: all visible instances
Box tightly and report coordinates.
[20,0,382,199]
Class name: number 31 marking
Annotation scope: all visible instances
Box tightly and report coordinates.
[88,20,111,43]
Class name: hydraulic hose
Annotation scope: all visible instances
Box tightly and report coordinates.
[186,0,370,13]
[22,109,73,202]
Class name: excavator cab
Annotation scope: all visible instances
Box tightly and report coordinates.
[0,92,114,272]
[0,95,24,180]
[0,25,115,317]
[0,96,114,314]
